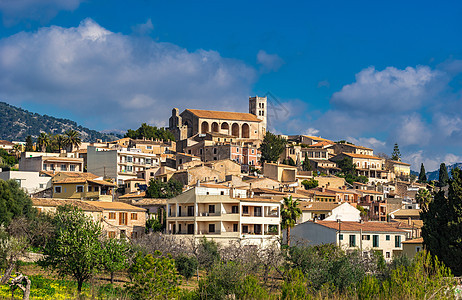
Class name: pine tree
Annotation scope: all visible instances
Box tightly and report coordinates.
[391,143,401,161]
[421,168,462,276]
[260,132,287,163]
[418,163,427,183]
[438,163,449,187]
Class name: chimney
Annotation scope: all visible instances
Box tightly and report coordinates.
[408,217,412,226]
[196,180,200,187]
[321,187,325,193]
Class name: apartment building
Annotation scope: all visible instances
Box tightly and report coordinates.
[0,170,52,194]
[291,220,407,261]
[331,153,391,184]
[332,143,374,156]
[19,152,84,173]
[87,146,160,186]
[166,184,281,247]
[32,198,146,239]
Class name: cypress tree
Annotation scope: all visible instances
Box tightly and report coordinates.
[418,163,427,183]
[421,168,462,275]
[302,152,312,171]
[438,163,449,187]
[25,135,34,152]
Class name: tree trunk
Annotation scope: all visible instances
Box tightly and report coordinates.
[0,263,15,285]
[287,227,291,247]
[110,272,114,284]
[77,280,83,293]
[22,278,31,300]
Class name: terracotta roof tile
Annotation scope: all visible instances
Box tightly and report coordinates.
[315,221,406,232]
[186,109,262,122]
[84,201,146,211]
[299,201,341,211]
[340,153,383,160]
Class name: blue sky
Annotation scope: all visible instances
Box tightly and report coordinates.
[0,0,462,171]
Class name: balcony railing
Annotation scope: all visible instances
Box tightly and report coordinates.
[199,212,222,217]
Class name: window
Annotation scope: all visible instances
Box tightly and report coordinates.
[127,166,133,172]
[60,164,67,171]
[386,252,391,258]
[254,224,262,234]
[236,147,239,153]
[43,163,47,170]
[187,206,194,216]
[120,230,126,238]
[88,186,92,192]
[131,213,138,220]
[76,186,84,193]
[251,149,254,154]
[242,206,249,215]
[220,191,224,195]
[254,207,262,217]
[233,224,238,232]
[386,235,390,241]
[146,159,152,165]
[109,212,116,219]
[147,146,152,150]
[208,205,215,214]
[69,165,75,171]
[178,206,182,217]
[119,213,127,225]
[54,186,62,193]
[209,224,215,233]
[108,231,116,239]
[362,235,370,240]
[373,235,379,247]
[131,231,138,239]
[94,186,99,192]
[213,148,217,154]
[339,234,343,240]
[242,225,248,233]
[395,235,402,248]
[50,164,55,170]
[39,183,44,188]
[349,235,356,247]
[232,206,239,214]
[200,149,203,155]
[127,156,133,163]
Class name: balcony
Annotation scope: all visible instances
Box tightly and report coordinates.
[199,212,222,217]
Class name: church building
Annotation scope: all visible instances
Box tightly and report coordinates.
[168,96,267,142]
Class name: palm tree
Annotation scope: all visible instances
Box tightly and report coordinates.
[416,188,432,211]
[36,132,51,152]
[64,130,82,152]
[12,144,23,159]
[281,195,302,246]
[54,134,65,153]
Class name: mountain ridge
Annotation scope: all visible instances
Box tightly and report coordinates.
[411,163,462,181]
[0,101,120,142]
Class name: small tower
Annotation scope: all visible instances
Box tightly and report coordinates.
[249,96,267,132]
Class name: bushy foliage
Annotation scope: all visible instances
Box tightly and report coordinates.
[260,132,287,163]
[197,237,220,272]
[176,254,198,280]
[146,178,183,199]
[0,180,35,227]
[145,217,163,233]
[0,149,17,167]
[125,123,175,141]
[39,205,104,292]
[301,178,318,190]
[126,251,181,300]
[101,238,131,284]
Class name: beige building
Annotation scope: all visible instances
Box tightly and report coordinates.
[263,162,298,183]
[168,96,267,142]
[297,202,361,223]
[402,237,424,259]
[51,172,117,201]
[332,143,374,156]
[32,198,146,239]
[331,153,391,184]
[19,153,84,173]
[166,184,281,247]
[291,220,407,261]
[87,146,160,186]
[385,160,411,180]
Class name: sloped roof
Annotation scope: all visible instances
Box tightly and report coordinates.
[402,237,424,244]
[315,221,406,233]
[302,136,333,143]
[390,209,421,218]
[388,160,411,166]
[340,153,383,160]
[32,198,103,211]
[119,191,146,199]
[309,141,335,148]
[239,197,282,203]
[299,201,340,211]
[186,109,262,122]
[84,201,146,212]
[132,198,167,206]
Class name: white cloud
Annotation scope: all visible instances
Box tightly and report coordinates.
[331,66,444,113]
[304,128,320,136]
[257,50,284,72]
[0,19,257,130]
[131,19,154,35]
[346,137,386,151]
[394,114,430,146]
[0,0,83,25]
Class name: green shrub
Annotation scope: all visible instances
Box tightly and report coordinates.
[176,254,198,280]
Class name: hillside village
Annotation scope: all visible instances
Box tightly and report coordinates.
[0,95,428,261]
